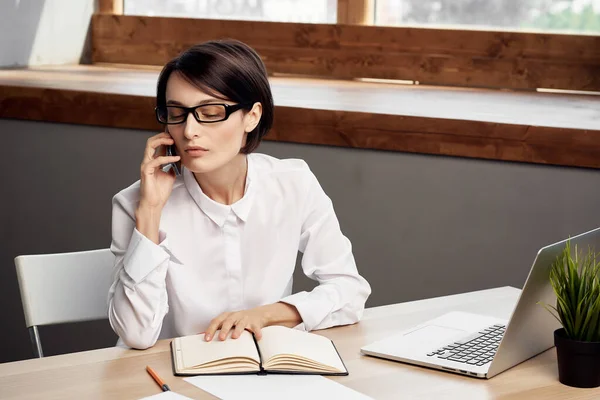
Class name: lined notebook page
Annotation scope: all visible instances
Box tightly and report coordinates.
[258,326,346,372]
[177,330,259,369]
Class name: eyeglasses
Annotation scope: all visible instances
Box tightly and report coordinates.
[155,103,250,125]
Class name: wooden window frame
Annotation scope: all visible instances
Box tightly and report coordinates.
[337,0,375,25]
[93,1,598,92]
[98,0,123,14]
[92,13,600,92]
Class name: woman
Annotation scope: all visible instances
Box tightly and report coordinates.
[107,39,371,349]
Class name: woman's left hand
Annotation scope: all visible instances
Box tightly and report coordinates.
[203,303,302,342]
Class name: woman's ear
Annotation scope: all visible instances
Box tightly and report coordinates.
[244,102,263,133]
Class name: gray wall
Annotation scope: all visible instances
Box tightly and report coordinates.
[2,118,599,363]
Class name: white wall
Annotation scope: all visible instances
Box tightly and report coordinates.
[0,0,95,67]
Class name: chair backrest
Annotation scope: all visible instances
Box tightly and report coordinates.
[15,249,114,328]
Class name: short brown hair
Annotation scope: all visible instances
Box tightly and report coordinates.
[156,39,274,154]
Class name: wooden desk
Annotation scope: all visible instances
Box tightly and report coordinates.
[1,65,600,169]
[0,287,598,399]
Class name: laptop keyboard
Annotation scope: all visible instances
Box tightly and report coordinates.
[426,323,506,366]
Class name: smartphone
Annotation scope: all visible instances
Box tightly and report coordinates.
[165,144,182,176]
[162,127,181,176]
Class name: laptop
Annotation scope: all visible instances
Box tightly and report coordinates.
[361,227,600,379]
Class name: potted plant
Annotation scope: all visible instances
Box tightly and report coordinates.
[541,240,600,388]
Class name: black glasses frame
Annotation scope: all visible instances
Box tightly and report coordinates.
[155,103,250,125]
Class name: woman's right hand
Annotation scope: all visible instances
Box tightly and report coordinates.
[138,132,181,210]
[135,132,181,243]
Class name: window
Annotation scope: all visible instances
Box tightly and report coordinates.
[375,0,600,33]
[125,0,338,23]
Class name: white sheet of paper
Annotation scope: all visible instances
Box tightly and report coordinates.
[184,375,373,400]
[139,391,193,400]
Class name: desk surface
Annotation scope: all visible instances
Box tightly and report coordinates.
[1,286,598,400]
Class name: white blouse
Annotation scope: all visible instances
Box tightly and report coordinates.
[107,153,371,349]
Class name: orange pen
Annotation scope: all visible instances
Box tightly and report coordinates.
[146,365,171,392]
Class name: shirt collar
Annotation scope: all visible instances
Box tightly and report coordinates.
[183,156,255,227]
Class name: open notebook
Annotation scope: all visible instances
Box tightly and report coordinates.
[171,326,348,376]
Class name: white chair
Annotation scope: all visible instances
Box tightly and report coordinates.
[14,248,114,357]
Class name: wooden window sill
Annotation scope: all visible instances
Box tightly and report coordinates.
[1,65,599,168]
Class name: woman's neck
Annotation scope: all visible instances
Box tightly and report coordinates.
[193,154,248,205]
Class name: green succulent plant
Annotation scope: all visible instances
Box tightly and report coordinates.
[541,240,600,342]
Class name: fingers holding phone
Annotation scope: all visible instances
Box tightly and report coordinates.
[138,132,181,212]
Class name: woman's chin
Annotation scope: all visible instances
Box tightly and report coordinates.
[183,158,221,174]
[182,151,244,175]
